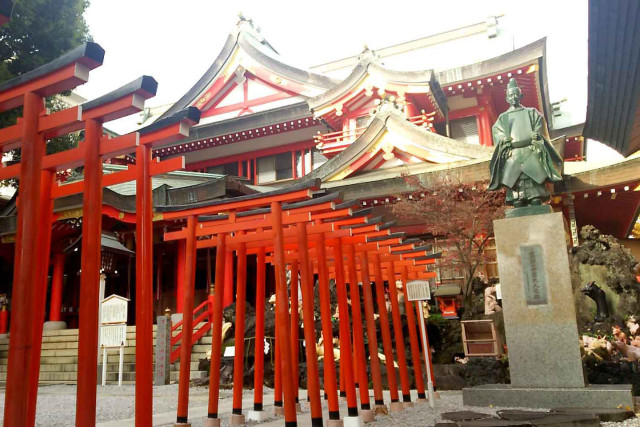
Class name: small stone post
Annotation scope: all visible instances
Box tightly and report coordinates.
[155,308,172,385]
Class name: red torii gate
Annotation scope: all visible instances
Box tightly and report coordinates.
[161,185,437,426]
[0,42,200,426]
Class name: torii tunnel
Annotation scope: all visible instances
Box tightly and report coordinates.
[161,181,438,427]
[0,16,437,426]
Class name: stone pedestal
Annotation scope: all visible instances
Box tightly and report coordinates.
[360,409,374,422]
[389,402,404,412]
[496,212,584,388]
[247,410,269,422]
[463,384,633,409]
[402,401,414,408]
[203,418,220,427]
[327,420,344,427]
[343,415,363,427]
[463,212,633,408]
[43,321,66,331]
[229,414,245,425]
[373,404,388,415]
[273,406,285,416]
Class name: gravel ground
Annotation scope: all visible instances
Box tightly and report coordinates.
[0,384,232,426]
[0,385,637,426]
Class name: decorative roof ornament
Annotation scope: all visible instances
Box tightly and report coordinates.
[371,95,406,118]
[236,12,264,42]
[357,44,381,63]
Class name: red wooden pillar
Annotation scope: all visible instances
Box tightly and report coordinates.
[135,143,154,426]
[4,91,45,427]
[400,266,426,399]
[386,262,412,405]
[316,234,340,421]
[175,240,186,313]
[253,247,266,412]
[332,242,359,419]
[223,250,234,307]
[231,238,247,420]
[345,245,371,411]
[358,252,384,407]
[270,201,297,425]
[176,215,197,424]
[27,169,54,425]
[339,357,346,397]
[297,223,323,426]
[49,253,66,322]
[274,327,282,410]
[289,260,300,404]
[207,233,227,423]
[76,117,104,427]
[372,254,400,406]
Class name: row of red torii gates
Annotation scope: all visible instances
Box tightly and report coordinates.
[161,184,439,426]
[0,33,437,427]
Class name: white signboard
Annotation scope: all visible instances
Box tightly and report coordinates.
[101,295,129,324]
[406,280,432,301]
[495,284,502,300]
[100,324,127,348]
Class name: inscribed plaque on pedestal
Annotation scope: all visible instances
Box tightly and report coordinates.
[519,244,548,306]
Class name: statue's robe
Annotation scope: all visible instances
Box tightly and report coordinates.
[488,106,563,198]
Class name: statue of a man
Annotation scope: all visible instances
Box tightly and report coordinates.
[488,78,563,208]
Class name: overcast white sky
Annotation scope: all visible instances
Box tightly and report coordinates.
[80,0,588,110]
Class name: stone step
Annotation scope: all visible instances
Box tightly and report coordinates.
[169,370,207,381]
[172,361,204,371]
[198,336,212,344]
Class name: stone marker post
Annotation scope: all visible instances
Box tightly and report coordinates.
[155,309,172,385]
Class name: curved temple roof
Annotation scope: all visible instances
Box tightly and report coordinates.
[308,59,448,121]
[159,19,338,120]
[436,38,550,122]
[301,106,492,183]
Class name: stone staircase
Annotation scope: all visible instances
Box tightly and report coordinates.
[0,323,212,385]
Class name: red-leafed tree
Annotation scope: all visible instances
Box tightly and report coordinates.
[392,174,506,306]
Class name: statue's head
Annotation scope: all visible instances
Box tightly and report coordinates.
[506,78,523,107]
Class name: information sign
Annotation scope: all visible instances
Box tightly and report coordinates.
[406,280,431,301]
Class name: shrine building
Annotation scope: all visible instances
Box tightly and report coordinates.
[0,14,639,385]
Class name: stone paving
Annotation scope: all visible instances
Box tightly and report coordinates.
[0,385,637,426]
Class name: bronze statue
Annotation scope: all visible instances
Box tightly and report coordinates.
[488,78,563,215]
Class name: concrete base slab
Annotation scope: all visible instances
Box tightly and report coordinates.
[402,402,414,408]
[389,402,404,412]
[463,384,633,409]
[229,414,245,425]
[246,410,269,422]
[273,406,285,416]
[203,418,220,427]
[174,423,191,427]
[43,321,67,331]
[343,416,363,427]
[373,404,388,415]
[327,420,344,427]
[360,409,374,423]
[416,398,429,404]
